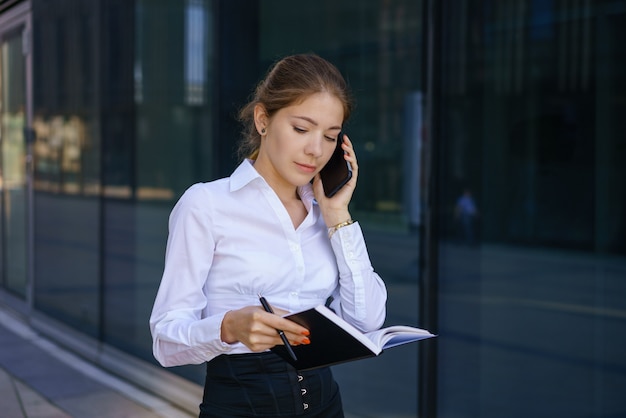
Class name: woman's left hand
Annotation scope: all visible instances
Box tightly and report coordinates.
[313,133,358,227]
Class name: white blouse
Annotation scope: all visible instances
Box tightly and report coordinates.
[149,159,387,367]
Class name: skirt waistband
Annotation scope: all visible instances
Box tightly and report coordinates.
[200,352,342,417]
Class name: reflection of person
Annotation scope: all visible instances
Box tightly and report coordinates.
[455,188,478,244]
[150,54,387,417]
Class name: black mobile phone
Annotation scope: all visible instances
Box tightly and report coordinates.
[319,131,352,198]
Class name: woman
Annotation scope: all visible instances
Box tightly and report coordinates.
[150,53,387,417]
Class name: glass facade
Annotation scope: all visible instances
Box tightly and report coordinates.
[0,0,624,417]
[436,1,626,417]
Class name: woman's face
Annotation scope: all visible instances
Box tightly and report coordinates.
[255,92,344,192]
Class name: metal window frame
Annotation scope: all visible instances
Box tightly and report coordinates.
[419,0,441,417]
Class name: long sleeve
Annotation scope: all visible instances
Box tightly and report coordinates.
[328,222,387,332]
[149,185,233,367]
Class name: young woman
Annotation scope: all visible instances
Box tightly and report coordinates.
[150,53,387,417]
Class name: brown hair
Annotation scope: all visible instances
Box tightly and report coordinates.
[237,53,354,160]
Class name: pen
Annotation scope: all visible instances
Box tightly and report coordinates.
[258,295,298,362]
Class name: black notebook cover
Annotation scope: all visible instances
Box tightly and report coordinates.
[270,306,380,371]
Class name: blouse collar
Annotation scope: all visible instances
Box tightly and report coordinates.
[229,159,317,210]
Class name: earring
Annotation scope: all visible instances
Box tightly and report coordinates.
[261,128,266,135]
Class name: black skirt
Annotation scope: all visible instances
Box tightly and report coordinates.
[199,352,344,417]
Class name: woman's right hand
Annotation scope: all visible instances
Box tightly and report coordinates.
[220,305,310,352]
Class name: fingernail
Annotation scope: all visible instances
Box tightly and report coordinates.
[301,330,310,336]
[302,337,311,345]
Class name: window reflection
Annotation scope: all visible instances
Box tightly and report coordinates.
[32,114,178,200]
[1,31,28,298]
[185,0,208,106]
[438,1,626,417]
[1,111,25,188]
[33,115,90,194]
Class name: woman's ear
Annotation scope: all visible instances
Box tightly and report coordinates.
[253,104,268,135]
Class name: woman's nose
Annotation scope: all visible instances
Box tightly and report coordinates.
[304,134,324,157]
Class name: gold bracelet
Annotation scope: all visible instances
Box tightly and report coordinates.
[328,219,354,239]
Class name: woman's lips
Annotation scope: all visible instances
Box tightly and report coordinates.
[295,162,316,174]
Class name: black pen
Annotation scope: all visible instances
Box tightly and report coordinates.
[258,295,298,362]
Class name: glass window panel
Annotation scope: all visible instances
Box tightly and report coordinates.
[1,29,27,297]
[32,0,100,337]
[103,0,215,368]
[437,1,626,417]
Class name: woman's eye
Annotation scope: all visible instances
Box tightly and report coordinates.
[293,127,306,133]
[324,135,336,142]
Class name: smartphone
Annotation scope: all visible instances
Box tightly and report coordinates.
[319,131,352,198]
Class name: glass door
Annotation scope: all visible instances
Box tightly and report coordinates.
[0,3,32,305]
